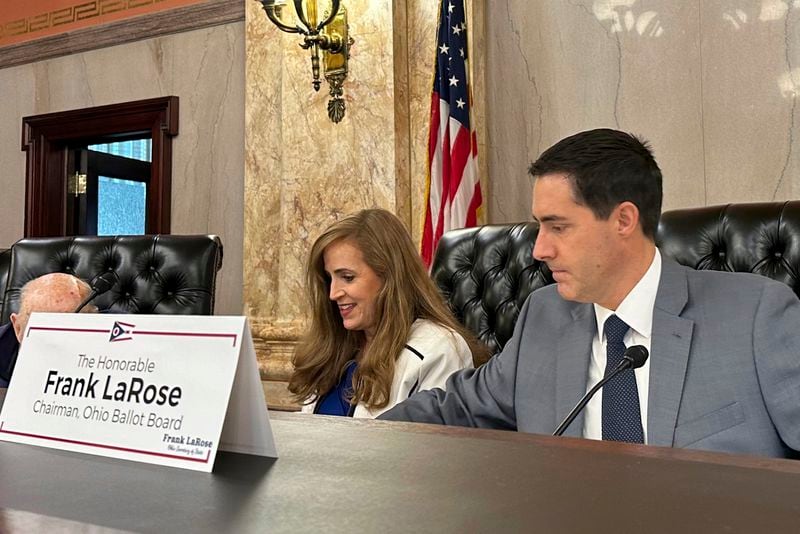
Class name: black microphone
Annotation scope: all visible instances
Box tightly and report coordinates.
[553,345,649,437]
[73,271,117,313]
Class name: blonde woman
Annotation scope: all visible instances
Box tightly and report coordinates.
[290,209,488,418]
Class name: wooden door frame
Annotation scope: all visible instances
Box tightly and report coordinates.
[21,96,178,237]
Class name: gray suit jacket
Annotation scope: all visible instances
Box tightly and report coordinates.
[381,258,800,458]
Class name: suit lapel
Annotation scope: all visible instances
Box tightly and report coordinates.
[647,259,694,447]
[555,304,596,438]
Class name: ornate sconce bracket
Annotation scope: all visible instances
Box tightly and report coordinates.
[257,0,353,123]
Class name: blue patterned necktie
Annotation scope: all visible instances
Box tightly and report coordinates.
[601,315,644,443]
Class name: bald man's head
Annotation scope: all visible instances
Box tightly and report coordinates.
[9,273,94,343]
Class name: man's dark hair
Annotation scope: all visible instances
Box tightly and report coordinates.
[528,128,663,239]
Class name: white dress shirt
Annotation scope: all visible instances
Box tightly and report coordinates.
[582,249,661,443]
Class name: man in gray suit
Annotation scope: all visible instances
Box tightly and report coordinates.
[381,128,800,458]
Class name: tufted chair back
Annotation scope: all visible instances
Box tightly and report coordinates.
[432,201,800,355]
[0,249,9,320]
[0,235,223,325]
[431,223,552,355]
[656,201,800,291]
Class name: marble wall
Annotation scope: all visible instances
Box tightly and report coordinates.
[0,22,245,315]
[486,0,800,223]
[244,0,487,310]
[245,0,398,338]
[245,0,484,406]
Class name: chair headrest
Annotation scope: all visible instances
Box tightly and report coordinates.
[1,235,223,324]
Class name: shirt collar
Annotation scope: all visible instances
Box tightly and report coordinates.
[594,248,661,340]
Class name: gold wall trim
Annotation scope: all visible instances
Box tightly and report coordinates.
[0,0,169,41]
[0,0,243,70]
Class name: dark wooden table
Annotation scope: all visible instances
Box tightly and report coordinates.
[0,408,799,532]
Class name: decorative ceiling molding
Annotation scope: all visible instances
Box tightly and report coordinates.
[0,0,243,70]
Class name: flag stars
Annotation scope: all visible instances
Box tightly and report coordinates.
[424,0,480,262]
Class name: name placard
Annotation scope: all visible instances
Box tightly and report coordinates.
[0,313,277,472]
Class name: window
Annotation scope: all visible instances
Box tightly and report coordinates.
[88,139,151,236]
[21,97,178,237]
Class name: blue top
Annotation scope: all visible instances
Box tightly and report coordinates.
[314,360,358,417]
[0,323,19,388]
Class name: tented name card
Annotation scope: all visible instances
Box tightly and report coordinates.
[0,313,277,472]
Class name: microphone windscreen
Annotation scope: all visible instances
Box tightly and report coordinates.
[92,271,117,294]
[624,345,649,369]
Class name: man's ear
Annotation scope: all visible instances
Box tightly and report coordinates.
[615,201,640,237]
[9,313,23,342]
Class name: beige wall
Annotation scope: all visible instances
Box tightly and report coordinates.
[0,22,245,315]
[486,0,800,223]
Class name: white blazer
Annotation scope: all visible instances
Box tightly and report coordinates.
[301,319,473,418]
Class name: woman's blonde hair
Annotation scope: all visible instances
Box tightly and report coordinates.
[289,208,488,410]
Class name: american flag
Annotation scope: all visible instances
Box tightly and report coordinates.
[421,0,483,268]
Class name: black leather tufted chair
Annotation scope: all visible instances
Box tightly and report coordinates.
[432,201,800,355]
[0,249,9,320]
[431,223,552,355]
[0,235,223,325]
[657,201,800,291]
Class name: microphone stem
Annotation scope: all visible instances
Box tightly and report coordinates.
[73,291,98,313]
[552,361,631,437]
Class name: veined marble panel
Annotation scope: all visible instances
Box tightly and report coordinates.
[244,0,285,327]
[245,1,481,404]
[487,0,706,221]
[0,23,245,316]
[165,24,245,320]
[487,0,800,220]
[245,0,400,344]
[470,1,489,226]
[0,63,34,248]
[245,2,487,408]
[702,0,800,204]
[406,0,440,245]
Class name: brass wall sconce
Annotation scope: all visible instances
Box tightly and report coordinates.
[256,0,353,123]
